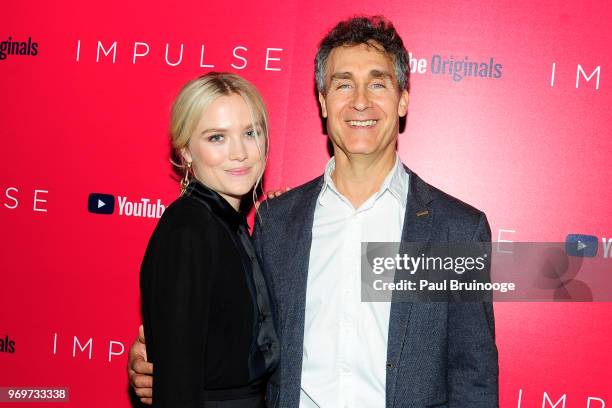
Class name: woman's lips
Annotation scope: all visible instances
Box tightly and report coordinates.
[226,167,251,176]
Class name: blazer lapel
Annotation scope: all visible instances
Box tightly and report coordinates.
[386,166,434,407]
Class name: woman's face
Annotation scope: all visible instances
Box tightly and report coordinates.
[182,93,266,210]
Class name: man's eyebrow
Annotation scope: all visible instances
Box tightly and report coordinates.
[369,69,393,79]
[330,72,353,81]
[330,70,393,81]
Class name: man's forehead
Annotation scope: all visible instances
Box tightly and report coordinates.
[327,43,395,76]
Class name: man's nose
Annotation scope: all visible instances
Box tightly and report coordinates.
[351,86,372,111]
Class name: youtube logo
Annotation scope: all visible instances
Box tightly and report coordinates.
[565,234,598,257]
[88,193,115,215]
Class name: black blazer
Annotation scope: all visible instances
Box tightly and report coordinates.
[140,180,278,407]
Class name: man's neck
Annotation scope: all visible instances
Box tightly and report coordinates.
[331,149,397,209]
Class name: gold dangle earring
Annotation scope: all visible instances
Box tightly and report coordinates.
[180,161,192,196]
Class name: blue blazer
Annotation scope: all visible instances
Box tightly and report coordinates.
[253,165,499,408]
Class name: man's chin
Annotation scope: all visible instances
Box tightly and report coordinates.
[343,143,390,154]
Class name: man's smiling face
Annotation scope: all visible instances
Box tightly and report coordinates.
[318,41,409,161]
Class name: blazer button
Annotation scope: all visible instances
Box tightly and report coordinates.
[386,362,393,369]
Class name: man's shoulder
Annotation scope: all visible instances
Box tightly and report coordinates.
[408,169,488,237]
[425,180,484,218]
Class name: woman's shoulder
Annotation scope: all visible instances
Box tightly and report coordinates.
[153,195,216,236]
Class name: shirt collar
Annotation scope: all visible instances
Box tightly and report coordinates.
[183,179,248,231]
[318,154,409,209]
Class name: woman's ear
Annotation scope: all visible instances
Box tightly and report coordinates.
[180,146,192,164]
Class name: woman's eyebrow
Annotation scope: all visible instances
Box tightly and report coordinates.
[200,127,227,135]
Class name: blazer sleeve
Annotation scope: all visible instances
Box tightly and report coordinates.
[448,212,499,407]
[140,224,211,408]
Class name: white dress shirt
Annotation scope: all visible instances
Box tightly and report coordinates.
[299,155,409,408]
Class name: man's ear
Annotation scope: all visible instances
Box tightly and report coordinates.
[398,89,409,117]
[318,92,328,118]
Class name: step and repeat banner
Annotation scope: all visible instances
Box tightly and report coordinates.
[1,0,611,407]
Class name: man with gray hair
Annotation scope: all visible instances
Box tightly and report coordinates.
[129,16,499,407]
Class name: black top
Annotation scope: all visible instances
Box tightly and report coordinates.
[140,180,279,407]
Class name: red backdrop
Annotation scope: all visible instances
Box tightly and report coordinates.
[1,0,611,407]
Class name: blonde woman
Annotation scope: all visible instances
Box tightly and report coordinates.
[140,72,278,408]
